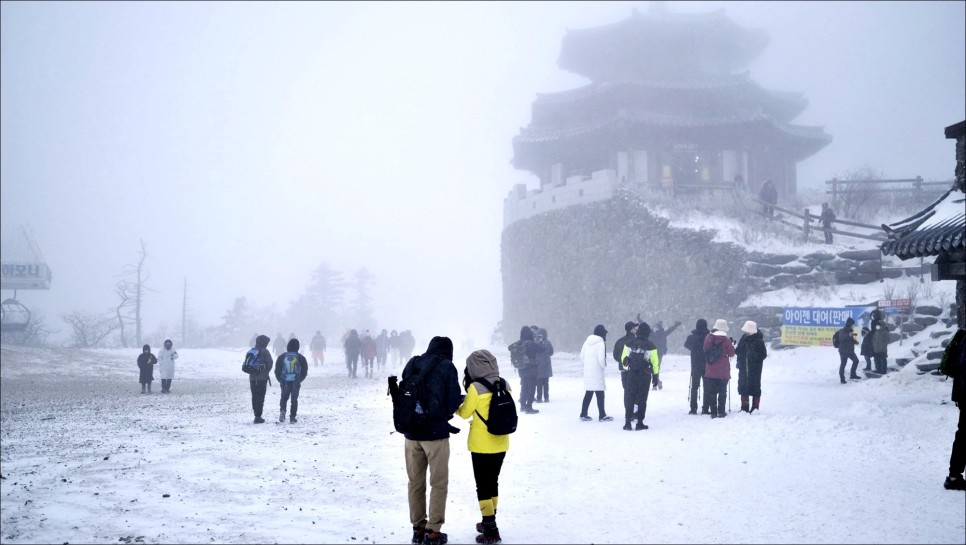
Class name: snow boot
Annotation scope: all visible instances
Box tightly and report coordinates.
[944,474,966,491]
[688,408,698,415]
[280,410,286,423]
[623,420,633,431]
[635,421,648,430]
[701,408,712,415]
[290,416,297,423]
[579,415,592,421]
[411,525,426,544]
[423,529,447,545]
[740,395,750,413]
[475,520,501,544]
[599,415,613,422]
[751,396,760,413]
[254,417,265,424]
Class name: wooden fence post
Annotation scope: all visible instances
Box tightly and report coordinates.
[803,208,811,242]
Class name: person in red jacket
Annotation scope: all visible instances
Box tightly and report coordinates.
[703,319,737,418]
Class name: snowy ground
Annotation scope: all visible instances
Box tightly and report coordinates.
[1,342,964,545]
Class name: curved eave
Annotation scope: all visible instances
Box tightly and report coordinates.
[880,189,966,259]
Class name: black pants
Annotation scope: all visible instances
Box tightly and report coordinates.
[580,391,606,418]
[280,380,301,418]
[839,352,859,379]
[863,355,873,369]
[471,451,506,501]
[874,353,888,374]
[346,354,358,377]
[706,378,728,415]
[623,373,650,421]
[950,405,966,476]
[535,378,549,401]
[520,375,537,407]
[824,228,833,244]
[689,368,708,412]
[250,379,268,418]
[160,378,172,392]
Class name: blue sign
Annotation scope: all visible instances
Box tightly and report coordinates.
[782,306,876,327]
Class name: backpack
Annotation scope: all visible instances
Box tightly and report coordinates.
[280,352,302,382]
[473,378,517,435]
[704,339,724,365]
[832,330,841,349]
[390,356,443,435]
[623,345,652,373]
[241,348,261,374]
[507,340,531,369]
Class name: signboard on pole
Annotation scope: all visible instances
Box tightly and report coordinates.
[878,298,912,314]
[780,306,876,347]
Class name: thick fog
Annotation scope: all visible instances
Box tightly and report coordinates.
[1,1,964,347]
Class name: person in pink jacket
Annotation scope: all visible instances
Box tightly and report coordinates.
[703,319,737,418]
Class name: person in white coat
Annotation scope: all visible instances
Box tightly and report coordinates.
[157,338,179,394]
[578,324,614,422]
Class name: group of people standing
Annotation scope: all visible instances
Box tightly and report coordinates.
[511,325,554,415]
[135,339,179,394]
[342,328,415,379]
[837,310,892,382]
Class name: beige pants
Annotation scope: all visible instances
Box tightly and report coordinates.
[405,438,450,532]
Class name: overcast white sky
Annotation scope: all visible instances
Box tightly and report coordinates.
[1,1,964,345]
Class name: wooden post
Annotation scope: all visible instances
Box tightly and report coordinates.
[803,208,811,242]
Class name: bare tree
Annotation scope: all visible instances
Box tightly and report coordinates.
[115,240,151,346]
[62,310,119,348]
[0,311,55,347]
[832,166,887,221]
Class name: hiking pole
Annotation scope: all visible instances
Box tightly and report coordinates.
[728,378,732,413]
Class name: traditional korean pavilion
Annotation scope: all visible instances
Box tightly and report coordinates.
[511,4,832,200]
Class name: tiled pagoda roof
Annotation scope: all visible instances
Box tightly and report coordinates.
[880,189,965,259]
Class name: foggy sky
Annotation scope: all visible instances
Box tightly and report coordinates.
[1,1,964,346]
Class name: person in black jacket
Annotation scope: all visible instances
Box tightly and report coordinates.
[275,338,309,423]
[248,334,274,424]
[613,321,638,390]
[943,329,966,491]
[860,326,874,371]
[836,317,860,383]
[647,319,681,390]
[344,329,362,378]
[137,344,157,394]
[683,319,711,415]
[735,321,768,413]
[534,327,554,403]
[517,326,541,414]
[399,336,463,545]
[619,322,659,430]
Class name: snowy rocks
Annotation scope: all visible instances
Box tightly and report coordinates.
[746,263,783,277]
[838,249,882,261]
[746,251,797,265]
[915,305,943,316]
[801,252,836,267]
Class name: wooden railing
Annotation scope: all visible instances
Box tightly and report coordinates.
[749,196,887,243]
[825,177,951,202]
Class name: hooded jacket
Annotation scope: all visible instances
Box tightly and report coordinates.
[344,330,362,358]
[735,330,767,371]
[157,340,178,380]
[401,336,464,441]
[456,349,510,454]
[137,345,157,383]
[534,328,554,380]
[517,326,541,378]
[275,338,309,383]
[580,326,608,391]
[250,335,275,382]
[684,320,711,372]
[620,322,660,375]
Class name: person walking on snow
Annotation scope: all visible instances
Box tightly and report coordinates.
[860,326,874,371]
[516,326,541,414]
[613,321,638,393]
[273,332,287,358]
[735,321,767,413]
[684,318,711,415]
[275,337,308,423]
[137,344,157,394]
[836,317,861,383]
[157,339,178,394]
[310,330,326,367]
[619,322,660,430]
[579,324,614,422]
[247,334,274,424]
[534,328,554,403]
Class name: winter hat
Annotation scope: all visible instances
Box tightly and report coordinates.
[741,321,758,335]
[466,349,500,390]
[593,324,608,341]
[845,317,855,327]
[287,338,300,352]
[637,321,652,340]
[624,321,638,333]
[712,319,729,332]
[142,344,151,353]
[695,318,709,332]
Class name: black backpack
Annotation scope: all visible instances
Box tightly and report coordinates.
[704,339,724,365]
[623,345,652,373]
[390,356,442,435]
[473,377,517,435]
[507,340,531,370]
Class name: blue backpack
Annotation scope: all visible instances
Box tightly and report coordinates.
[280,352,302,382]
[241,348,261,374]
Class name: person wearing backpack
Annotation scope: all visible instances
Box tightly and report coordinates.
[275,338,308,423]
[456,349,514,544]
[836,317,860,383]
[398,336,463,545]
[137,344,158,394]
[613,321,638,391]
[735,321,767,413]
[157,339,179,394]
[245,334,274,424]
[533,328,554,404]
[941,329,966,491]
[703,319,736,418]
[579,324,614,422]
[683,318,711,415]
[619,322,660,430]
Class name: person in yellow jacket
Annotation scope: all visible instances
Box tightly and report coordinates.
[456,349,508,544]
[619,322,660,430]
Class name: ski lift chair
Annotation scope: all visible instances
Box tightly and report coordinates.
[0,298,31,333]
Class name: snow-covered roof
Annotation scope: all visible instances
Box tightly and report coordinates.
[880,188,965,259]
